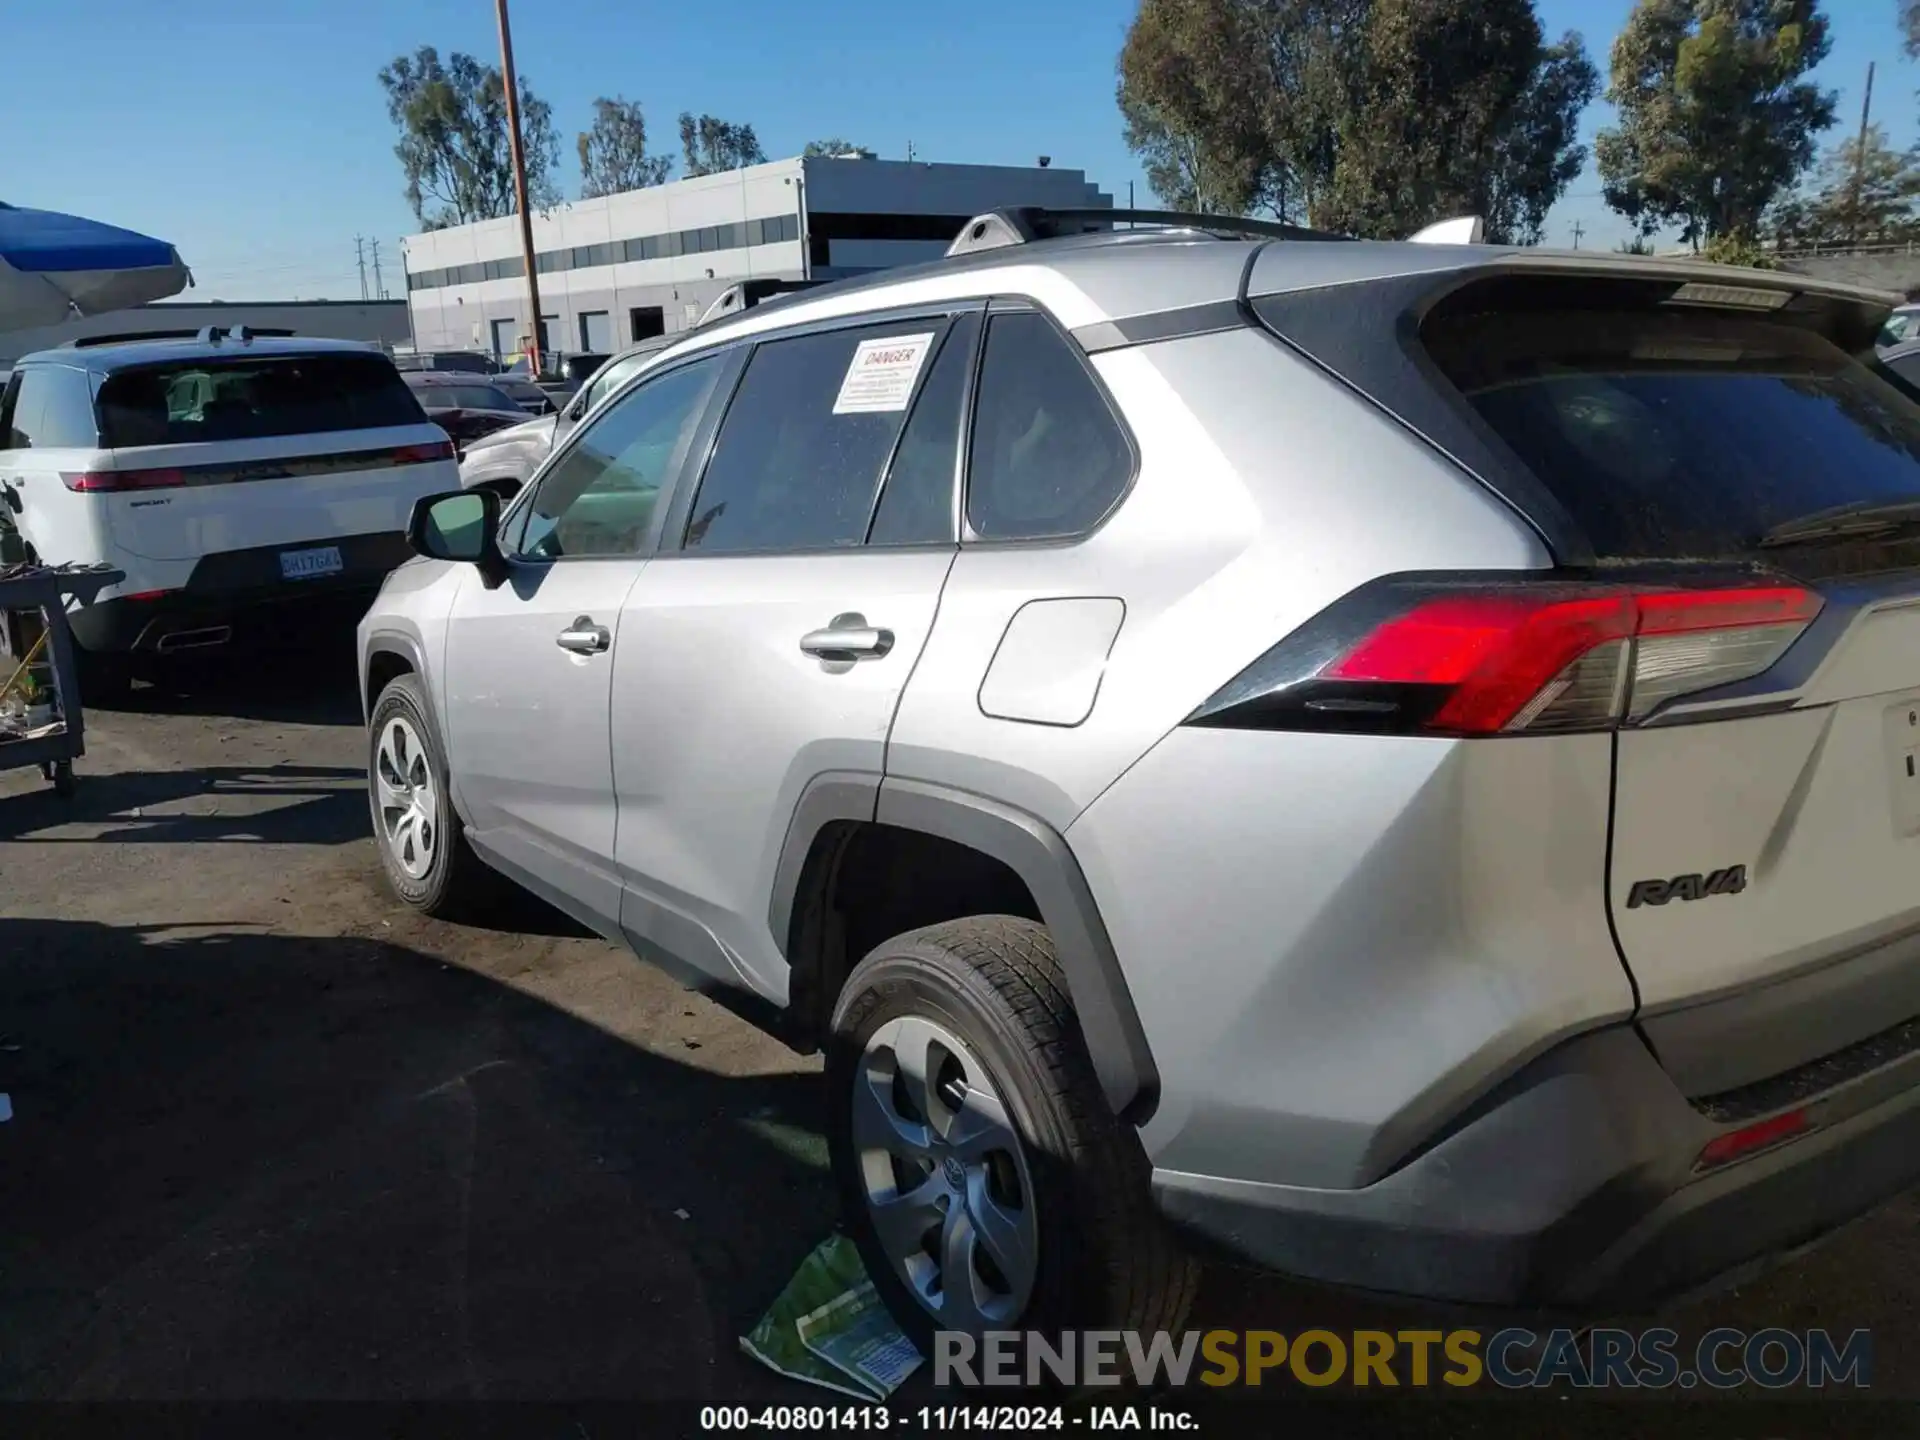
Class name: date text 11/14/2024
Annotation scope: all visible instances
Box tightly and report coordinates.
[699,1405,1197,1431]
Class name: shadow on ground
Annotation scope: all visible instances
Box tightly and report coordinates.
[98,628,366,729]
[0,916,837,1401]
[0,763,368,845]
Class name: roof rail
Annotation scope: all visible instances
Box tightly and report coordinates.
[696,277,826,327]
[67,329,203,348]
[945,206,1352,257]
[1408,215,1486,245]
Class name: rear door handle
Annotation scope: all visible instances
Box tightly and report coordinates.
[799,612,894,662]
[556,616,611,655]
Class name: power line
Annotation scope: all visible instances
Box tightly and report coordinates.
[370,238,386,300]
[353,236,369,301]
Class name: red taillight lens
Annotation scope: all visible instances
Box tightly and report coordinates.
[392,440,456,465]
[1695,1108,1811,1172]
[63,468,187,493]
[1325,584,1820,734]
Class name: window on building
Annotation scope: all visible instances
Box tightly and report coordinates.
[682,321,947,555]
[966,311,1134,541]
[630,306,666,342]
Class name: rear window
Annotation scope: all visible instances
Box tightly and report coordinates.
[95,353,423,448]
[1422,301,1920,565]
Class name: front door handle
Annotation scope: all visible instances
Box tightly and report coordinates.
[556,616,611,655]
[799,612,894,662]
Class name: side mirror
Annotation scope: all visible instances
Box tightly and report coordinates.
[406,488,505,584]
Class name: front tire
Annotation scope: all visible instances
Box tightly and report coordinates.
[368,675,490,919]
[827,916,1197,1349]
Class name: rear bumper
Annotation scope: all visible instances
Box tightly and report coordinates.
[1154,1023,1920,1311]
[70,531,408,655]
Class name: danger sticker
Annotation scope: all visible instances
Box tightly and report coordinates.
[833,333,937,414]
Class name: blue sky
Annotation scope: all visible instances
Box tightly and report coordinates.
[1,0,1910,300]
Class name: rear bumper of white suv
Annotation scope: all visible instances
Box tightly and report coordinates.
[1153,1021,1920,1310]
[71,530,410,655]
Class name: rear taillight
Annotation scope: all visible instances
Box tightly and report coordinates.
[392,440,456,465]
[1189,578,1821,736]
[62,468,187,493]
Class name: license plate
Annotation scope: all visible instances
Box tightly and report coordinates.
[279,545,344,581]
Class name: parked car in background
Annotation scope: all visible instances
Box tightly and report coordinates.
[487,374,558,415]
[400,372,533,454]
[364,208,1920,1348]
[458,335,674,501]
[392,350,503,375]
[1881,335,1920,388]
[0,329,456,697]
[1879,304,1920,352]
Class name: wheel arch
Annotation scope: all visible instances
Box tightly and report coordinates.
[771,774,1161,1125]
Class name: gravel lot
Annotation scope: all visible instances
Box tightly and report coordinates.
[2,636,1915,1431]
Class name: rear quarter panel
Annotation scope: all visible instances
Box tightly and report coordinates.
[886,325,1550,829]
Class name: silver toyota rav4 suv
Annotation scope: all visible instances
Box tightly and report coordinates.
[360,207,1920,1344]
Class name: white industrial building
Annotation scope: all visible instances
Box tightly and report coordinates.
[401,155,1110,360]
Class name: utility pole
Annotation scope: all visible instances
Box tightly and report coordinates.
[370,238,386,300]
[1571,220,1585,250]
[496,0,543,375]
[1847,61,1875,249]
[354,236,368,301]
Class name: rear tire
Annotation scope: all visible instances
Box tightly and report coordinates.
[827,916,1197,1352]
[368,674,491,920]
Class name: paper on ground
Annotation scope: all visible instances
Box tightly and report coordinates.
[740,1233,921,1399]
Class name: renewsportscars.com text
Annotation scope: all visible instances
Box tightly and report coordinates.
[934,1327,1872,1390]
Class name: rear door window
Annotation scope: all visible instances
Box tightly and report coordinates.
[965,310,1133,541]
[95,352,424,447]
[681,319,950,554]
[1421,296,1920,568]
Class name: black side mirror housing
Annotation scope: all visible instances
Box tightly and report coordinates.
[406,488,505,586]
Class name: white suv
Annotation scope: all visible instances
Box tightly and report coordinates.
[0,331,458,697]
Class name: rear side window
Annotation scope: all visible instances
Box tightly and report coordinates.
[6,366,97,449]
[1422,296,1920,564]
[683,320,949,554]
[966,311,1133,541]
[94,353,424,447]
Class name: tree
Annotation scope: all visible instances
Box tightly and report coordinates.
[1905,0,1920,57]
[378,46,561,228]
[678,113,766,177]
[1116,0,1280,214]
[578,96,673,198]
[1116,0,1595,239]
[1776,124,1920,246]
[1319,0,1599,243]
[803,138,876,158]
[1595,0,1837,246]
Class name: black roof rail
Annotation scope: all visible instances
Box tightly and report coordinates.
[945,207,1353,257]
[67,328,203,348]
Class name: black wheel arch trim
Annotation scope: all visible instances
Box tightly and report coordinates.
[769,772,1161,1125]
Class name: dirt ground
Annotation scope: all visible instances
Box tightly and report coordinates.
[2,636,1916,1433]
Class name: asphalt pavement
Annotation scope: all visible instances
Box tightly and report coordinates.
[1,637,1915,1433]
